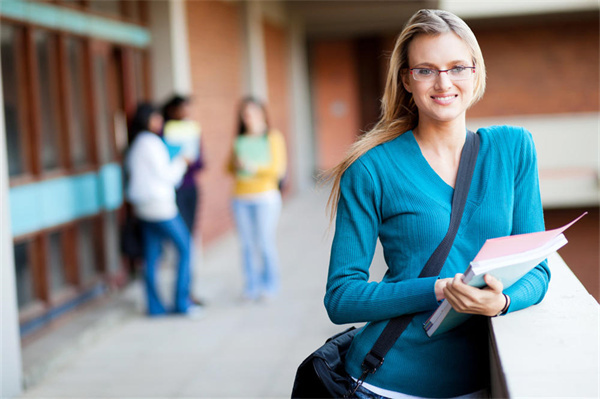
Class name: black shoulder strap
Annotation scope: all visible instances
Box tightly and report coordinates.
[355,130,480,387]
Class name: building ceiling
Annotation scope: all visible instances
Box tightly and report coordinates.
[287,0,438,38]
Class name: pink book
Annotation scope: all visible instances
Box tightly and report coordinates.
[424,212,587,337]
[473,212,587,263]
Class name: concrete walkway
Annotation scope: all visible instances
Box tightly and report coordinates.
[20,187,382,399]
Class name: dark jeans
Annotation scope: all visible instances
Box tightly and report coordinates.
[176,185,198,235]
[350,381,390,399]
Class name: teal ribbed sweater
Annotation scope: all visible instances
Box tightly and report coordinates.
[325,126,551,397]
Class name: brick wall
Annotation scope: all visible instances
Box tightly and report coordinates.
[545,207,599,303]
[379,17,599,119]
[469,18,599,116]
[311,40,362,171]
[185,0,244,243]
[312,17,598,170]
[263,20,293,194]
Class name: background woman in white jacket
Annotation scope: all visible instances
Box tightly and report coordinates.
[126,103,197,316]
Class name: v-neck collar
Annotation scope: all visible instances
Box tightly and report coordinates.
[382,129,486,218]
[405,130,457,195]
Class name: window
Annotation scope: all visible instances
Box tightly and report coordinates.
[65,37,91,167]
[13,241,37,309]
[60,0,85,6]
[132,50,147,103]
[88,0,123,17]
[103,211,121,274]
[93,55,116,163]
[47,230,69,293]
[34,30,63,171]
[77,219,102,283]
[4,6,149,332]
[1,24,29,178]
[122,1,145,24]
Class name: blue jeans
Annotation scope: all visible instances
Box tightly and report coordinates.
[140,215,191,315]
[350,382,390,399]
[232,193,281,298]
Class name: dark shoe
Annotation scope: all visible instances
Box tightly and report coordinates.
[189,295,206,307]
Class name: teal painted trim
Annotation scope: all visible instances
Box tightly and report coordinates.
[0,0,150,47]
[99,163,123,211]
[0,0,27,21]
[9,163,123,237]
[73,172,102,216]
[27,2,61,29]
[39,177,80,228]
[9,184,41,237]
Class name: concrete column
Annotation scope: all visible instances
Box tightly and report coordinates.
[242,1,268,101]
[0,54,23,398]
[170,0,192,96]
[149,0,174,102]
[149,0,193,102]
[288,15,316,191]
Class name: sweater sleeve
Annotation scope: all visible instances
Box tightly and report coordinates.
[503,127,551,314]
[324,159,440,325]
[142,136,187,186]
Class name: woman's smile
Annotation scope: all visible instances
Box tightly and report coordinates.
[431,94,458,105]
[402,32,475,125]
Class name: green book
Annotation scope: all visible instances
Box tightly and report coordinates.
[234,135,271,178]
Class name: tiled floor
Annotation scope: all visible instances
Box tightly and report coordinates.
[19,189,598,398]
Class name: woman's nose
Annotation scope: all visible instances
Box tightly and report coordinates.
[434,71,453,90]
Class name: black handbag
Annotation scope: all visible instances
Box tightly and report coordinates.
[291,131,480,399]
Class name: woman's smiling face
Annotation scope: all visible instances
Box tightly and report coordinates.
[402,32,476,127]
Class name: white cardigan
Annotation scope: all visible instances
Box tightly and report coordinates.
[126,132,187,221]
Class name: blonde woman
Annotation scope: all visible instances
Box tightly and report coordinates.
[229,97,287,301]
[324,9,550,398]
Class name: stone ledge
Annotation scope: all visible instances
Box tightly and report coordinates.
[489,253,599,398]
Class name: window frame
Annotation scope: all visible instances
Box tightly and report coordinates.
[59,33,96,172]
[1,20,36,187]
[3,6,152,333]
[27,26,69,178]
[89,40,122,165]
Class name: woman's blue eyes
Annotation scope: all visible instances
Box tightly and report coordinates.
[416,66,466,75]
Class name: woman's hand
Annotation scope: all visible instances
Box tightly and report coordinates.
[235,158,257,174]
[435,278,454,301]
[443,274,509,316]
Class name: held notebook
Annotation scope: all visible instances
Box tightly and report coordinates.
[423,212,587,337]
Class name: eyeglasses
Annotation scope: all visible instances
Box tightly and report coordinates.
[409,66,476,82]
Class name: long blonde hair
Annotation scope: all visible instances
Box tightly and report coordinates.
[324,9,487,220]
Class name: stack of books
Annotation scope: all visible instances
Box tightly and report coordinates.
[424,213,586,337]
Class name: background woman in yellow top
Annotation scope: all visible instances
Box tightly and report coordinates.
[229,97,287,301]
